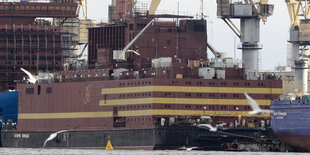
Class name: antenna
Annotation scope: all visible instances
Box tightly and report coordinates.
[234,36,236,63]
[177,1,179,26]
[176,1,179,57]
[200,0,204,19]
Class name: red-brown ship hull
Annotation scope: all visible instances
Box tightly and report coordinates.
[276,135,310,152]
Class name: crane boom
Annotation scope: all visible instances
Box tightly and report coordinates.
[207,42,221,58]
[78,0,88,20]
[286,0,301,28]
[149,0,161,14]
[113,20,155,61]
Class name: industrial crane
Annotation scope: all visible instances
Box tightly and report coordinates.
[113,20,155,61]
[217,0,274,80]
[286,0,310,95]
[78,0,88,20]
[149,0,161,14]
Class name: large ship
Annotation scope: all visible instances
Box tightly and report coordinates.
[1,0,282,150]
[0,91,18,147]
[270,0,310,152]
[0,91,18,127]
[271,99,310,152]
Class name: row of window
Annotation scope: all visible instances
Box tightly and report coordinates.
[220,105,227,110]
[119,81,151,86]
[161,104,268,110]
[0,5,76,12]
[118,104,152,110]
[171,81,268,87]
[3,40,59,44]
[116,104,258,111]
[126,117,152,122]
[1,28,59,32]
[119,93,152,98]
[2,51,59,54]
[163,92,272,99]
[6,61,58,65]
[26,86,52,95]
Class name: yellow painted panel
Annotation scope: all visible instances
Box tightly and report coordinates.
[176,74,183,79]
[99,97,270,106]
[101,86,153,94]
[118,110,153,117]
[101,86,282,95]
[19,111,113,120]
[100,98,154,106]
[19,109,269,120]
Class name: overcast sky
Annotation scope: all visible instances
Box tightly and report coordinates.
[87,0,289,70]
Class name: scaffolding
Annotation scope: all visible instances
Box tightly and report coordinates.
[0,0,78,91]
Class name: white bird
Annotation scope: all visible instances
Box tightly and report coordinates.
[197,124,217,132]
[39,129,69,151]
[20,68,37,84]
[186,147,198,151]
[244,92,274,115]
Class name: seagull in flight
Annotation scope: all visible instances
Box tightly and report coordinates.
[244,92,274,115]
[20,68,37,84]
[186,147,198,151]
[39,129,69,151]
[197,124,217,132]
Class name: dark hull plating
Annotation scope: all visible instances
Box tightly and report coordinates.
[1,127,192,149]
[276,135,310,152]
[2,126,276,150]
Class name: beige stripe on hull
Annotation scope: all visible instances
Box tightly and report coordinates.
[19,109,269,120]
[19,111,113,119]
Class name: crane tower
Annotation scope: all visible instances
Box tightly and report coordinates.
[286,0,310,95]
[217,0,274,80]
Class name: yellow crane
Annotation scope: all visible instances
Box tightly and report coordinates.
[285,0,310,96]
[78,0,88,20]
[285,0,310,48]
[286,0,310,29]
[149,0,161,14]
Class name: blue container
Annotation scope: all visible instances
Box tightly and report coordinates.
[0,91,18,128]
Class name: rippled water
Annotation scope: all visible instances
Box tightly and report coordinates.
[0,148,305,155]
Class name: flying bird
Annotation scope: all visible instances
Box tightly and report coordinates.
[186,147,198,151]
[244,92,274,115]
[197,124,217,132]
[39,129,69,151]
[20,68,37,84]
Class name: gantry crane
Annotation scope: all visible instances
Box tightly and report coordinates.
[217,0,274,80]
[286,0,310,95]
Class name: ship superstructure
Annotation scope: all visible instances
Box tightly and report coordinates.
[1,0,283,150]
